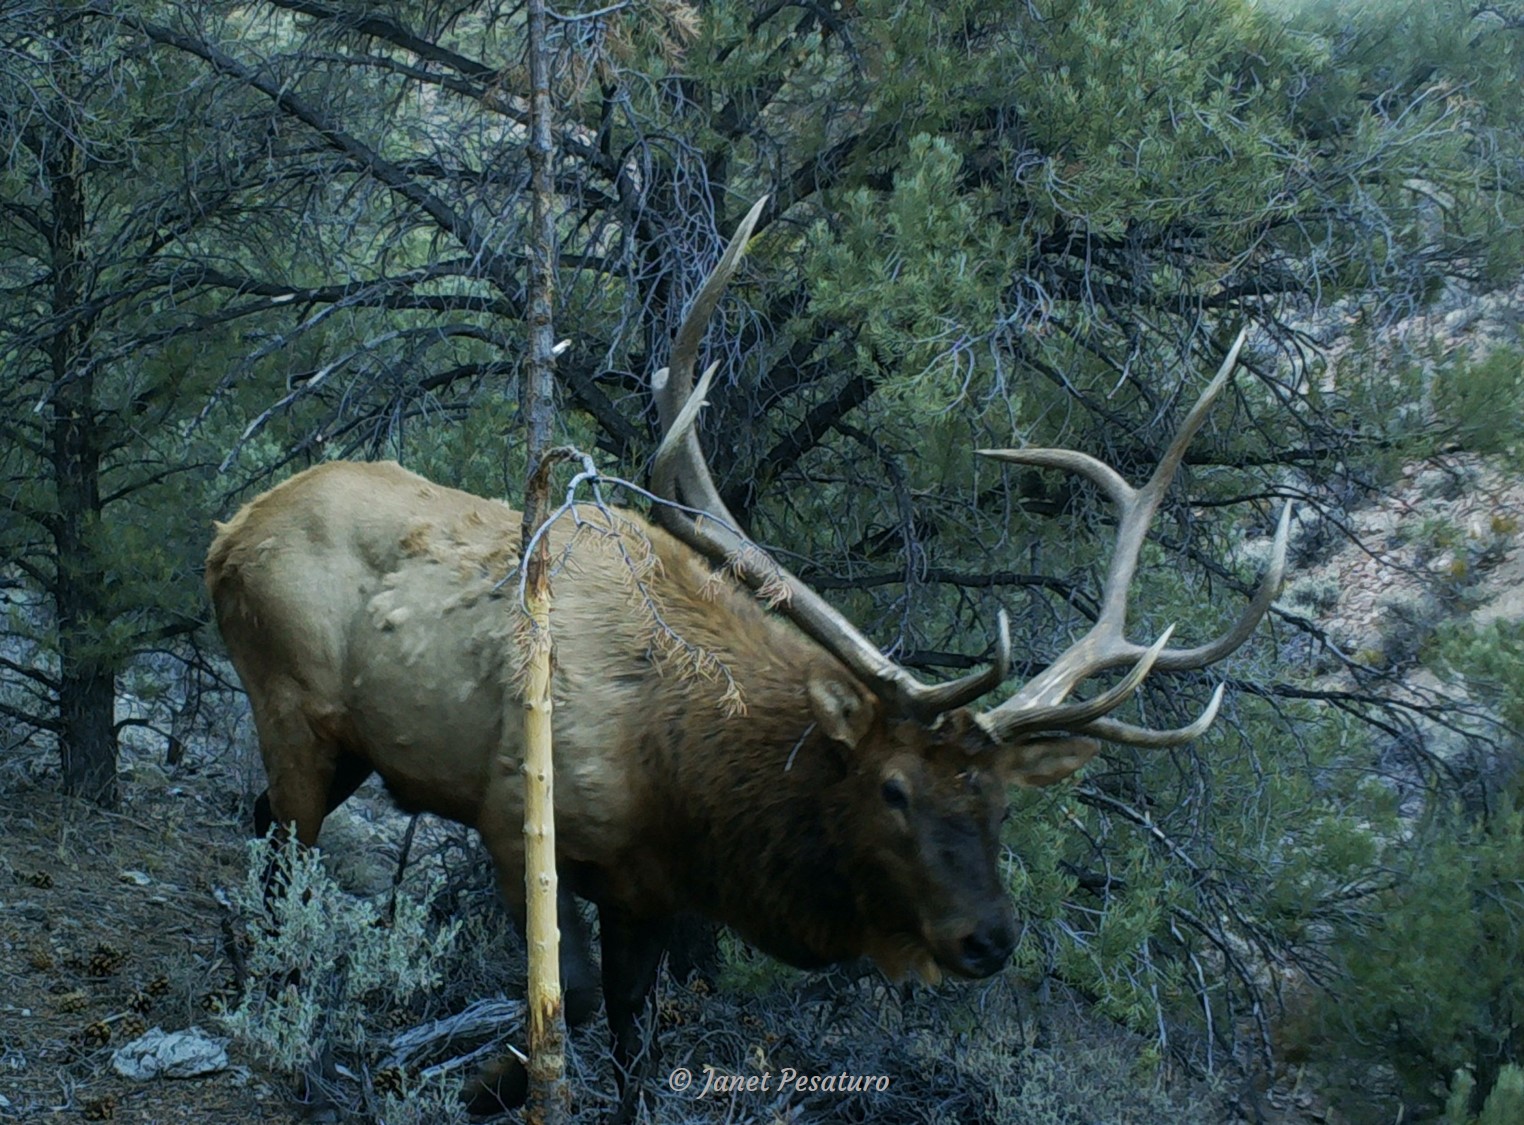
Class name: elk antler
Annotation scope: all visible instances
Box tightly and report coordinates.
[651,198,1012,722]
[974,326,1291,746]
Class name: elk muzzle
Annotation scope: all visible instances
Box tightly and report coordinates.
[931,906,1018,979]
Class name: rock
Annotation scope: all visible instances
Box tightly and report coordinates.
[124,762,172,789]
[1444,306,1479,332]
[317,799,412,898]
[111,1027,229,1080]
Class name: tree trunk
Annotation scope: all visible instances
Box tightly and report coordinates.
[520,494,565,1125]
[47,4,117,808]
[521,0,567,1118]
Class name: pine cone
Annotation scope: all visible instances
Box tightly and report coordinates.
[86,944,127,977]
[76,1020,112,1047]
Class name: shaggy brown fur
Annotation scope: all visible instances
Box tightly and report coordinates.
[208,460,1049,1112]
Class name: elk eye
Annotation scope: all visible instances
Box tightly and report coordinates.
[881,778,910,811]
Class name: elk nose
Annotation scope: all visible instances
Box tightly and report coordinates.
[958,919,1017,978]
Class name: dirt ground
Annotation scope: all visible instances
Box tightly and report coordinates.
[0,768,305,1124]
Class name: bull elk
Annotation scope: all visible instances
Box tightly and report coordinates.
[206,198,1287,1117]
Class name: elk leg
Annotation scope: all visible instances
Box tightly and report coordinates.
[244,682,349,848]
[666,914,721,985]
[253,750,372,838]
[464,838,603,1114]
[559,890,602,1026]
[241,707,370,1121]
[599,906,671,1125]
[256,750,377,925]
[246,696,356,911]
[479,814,603,1028]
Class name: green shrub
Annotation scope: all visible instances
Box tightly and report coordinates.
[1433,345,1524,464]
[374,1078,473,1125]
[1378,591,1446,669]
[1447,1064,1524,1125]
[1279,573,1341,616]
[1010,1044,1220,1124]
[221,835,462,1084]
[1478,1064,1524,1125]
[1329,338,1524,481]
[1328,329,1438,483]
[954,1035,1225,1125]
[1319,801,1524,1119]
[995,691,1397,1079]
[1430,618,1524,735]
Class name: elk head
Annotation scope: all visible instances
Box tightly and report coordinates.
[649,199,1287,983]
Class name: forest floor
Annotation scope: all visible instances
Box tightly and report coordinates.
[0,770,303,1123]
[0,754,1274,1125]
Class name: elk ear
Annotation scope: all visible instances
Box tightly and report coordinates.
[807,675,877,749]
[1001,736,1101,788]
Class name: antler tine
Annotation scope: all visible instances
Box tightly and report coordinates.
[650,199,1011,720]
[975,448,1135,509]
[651,361,720,510]
[978,328,1245,634]
[651,196,769,535]
[985,626,1174,742]
[975,326,1278,747]
[1141,326,1248,503]
[1154,499,1291,671]
[1079,683,1226,748]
